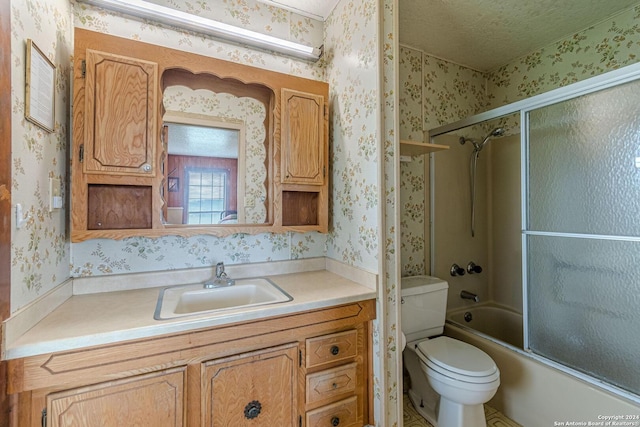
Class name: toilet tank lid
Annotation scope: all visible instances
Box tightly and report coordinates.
[400,275,448,296]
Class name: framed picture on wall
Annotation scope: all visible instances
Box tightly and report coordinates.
[25,39,56,132]
[168,177,179,192]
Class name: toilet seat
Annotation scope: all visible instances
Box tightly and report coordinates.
[416,337,499,384]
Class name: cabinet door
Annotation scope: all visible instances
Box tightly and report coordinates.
[83,49,157,176]
[46,367,185,427]
[203,344,298,427]
[281,89,325,185]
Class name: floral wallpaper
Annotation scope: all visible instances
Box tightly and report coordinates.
[382,0,401,425]
[323,0,386,423]
[10,0,72,312]
[324,0,379,274]
[398,3,640,280]
[399,45,487,278]
[163,86,268,223]
[487,4,640,107]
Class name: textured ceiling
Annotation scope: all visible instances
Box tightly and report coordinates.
[258,0,638,71]
[399,0,640,71]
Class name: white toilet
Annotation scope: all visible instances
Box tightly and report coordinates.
[401,275,500,427]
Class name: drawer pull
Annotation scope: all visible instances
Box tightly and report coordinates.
[331,416,340,426]
[330,345,340,355]
[244,400,262,419]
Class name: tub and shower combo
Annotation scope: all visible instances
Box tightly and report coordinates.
[416,61,640,425]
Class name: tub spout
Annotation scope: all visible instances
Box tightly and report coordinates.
[460,290,479,303]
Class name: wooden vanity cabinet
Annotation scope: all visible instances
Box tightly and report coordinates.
[202,344,298,426]
[7,300,375,427]
[46,367,185,427]
[303,329,365,427]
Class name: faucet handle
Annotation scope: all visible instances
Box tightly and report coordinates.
[215,262,226,278]
[450,264,465,276]
[467,261,483,274]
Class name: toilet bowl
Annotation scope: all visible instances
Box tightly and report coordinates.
[404,336,499,427]
[400,276,500,427]
[420,336,499,427]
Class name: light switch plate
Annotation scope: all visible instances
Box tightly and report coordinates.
[49,177,62,212]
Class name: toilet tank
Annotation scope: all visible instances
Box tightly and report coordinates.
[401,276,448,343]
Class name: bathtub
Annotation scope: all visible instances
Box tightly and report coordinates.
[444,303,640,426]
[447,303,523,348]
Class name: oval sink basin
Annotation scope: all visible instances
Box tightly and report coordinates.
[154,278,292,320]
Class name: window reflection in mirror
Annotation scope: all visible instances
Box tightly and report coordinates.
[162,83,269,226]
[164,118,244,225]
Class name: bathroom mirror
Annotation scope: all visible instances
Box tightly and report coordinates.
[161,68,273,227]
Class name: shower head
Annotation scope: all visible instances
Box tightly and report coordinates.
[478,127,505,150]
[460,127,505,151]
[489,127,505,137]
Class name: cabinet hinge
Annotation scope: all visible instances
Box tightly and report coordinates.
[299,349,302,366]
[79,144,84,163]
[81,60,86,78]
[41,408,47,427]
[323,166,326,178]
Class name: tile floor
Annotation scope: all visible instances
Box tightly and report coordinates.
[403,393,523,427]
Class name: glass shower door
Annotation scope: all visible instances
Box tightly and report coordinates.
[525,78,640,397]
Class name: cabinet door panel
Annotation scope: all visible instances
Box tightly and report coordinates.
[203,344,298,427]
[47,368,184,427]
[281,89,325,185]
[84,49,157,176]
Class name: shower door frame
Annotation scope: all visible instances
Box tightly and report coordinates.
[428,60,640,404]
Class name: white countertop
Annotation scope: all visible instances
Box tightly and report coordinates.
[3,268,377,360]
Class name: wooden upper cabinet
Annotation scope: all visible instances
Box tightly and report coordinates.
[281,89,325,185]
[83,49,158,176]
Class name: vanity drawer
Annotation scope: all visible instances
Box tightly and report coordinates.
[306,362,357,405]
[306,396,358,427]
[306,329,358,368]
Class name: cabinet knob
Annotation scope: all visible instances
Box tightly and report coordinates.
[244,400,262,420]
[141,163,152,172]
[330,345,340,355]
[331,416,340,426]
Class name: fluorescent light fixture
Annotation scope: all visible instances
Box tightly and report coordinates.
[78,0,323,61]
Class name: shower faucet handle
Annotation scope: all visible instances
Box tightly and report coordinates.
[450,264,465,276]
[467,261,483,274]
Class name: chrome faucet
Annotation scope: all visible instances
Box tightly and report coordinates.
[460,290,479,303]
[204,262,235,288]
[216,262,226,279]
